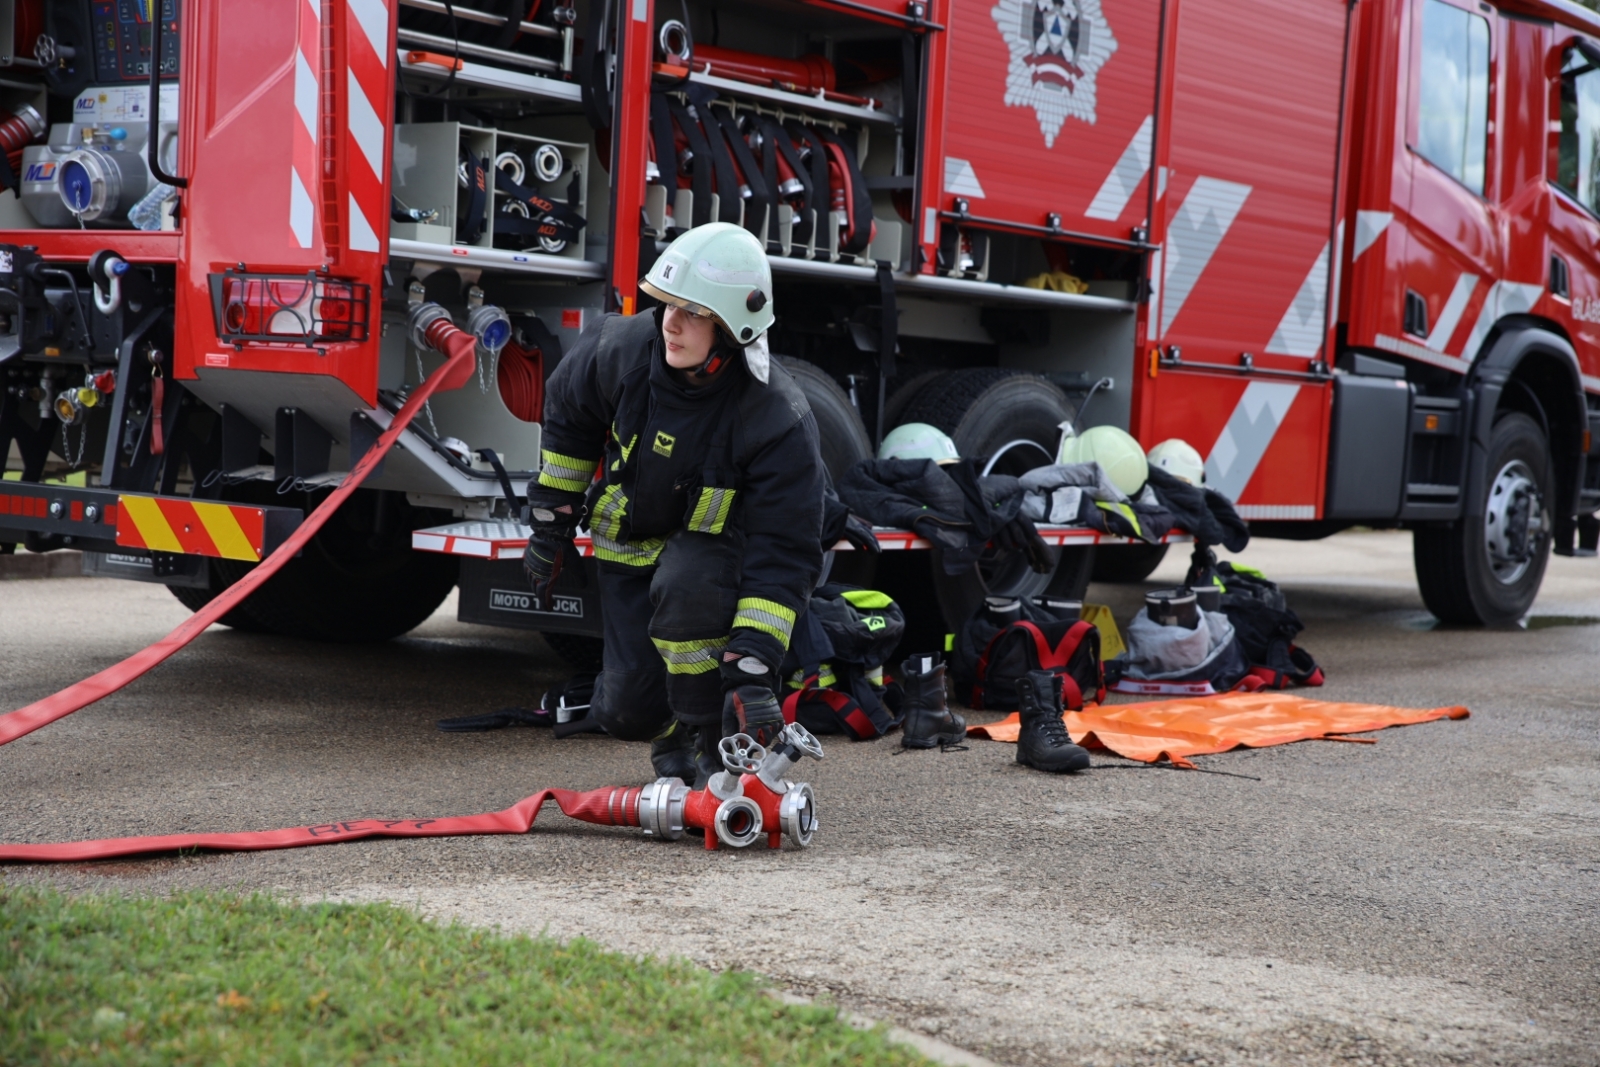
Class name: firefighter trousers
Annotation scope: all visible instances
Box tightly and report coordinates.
[590,528,744,740]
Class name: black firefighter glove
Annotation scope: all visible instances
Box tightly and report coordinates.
[720,648,785,748]
[994,515,1054,574]
[522,490,585,610]
[841,512,881,554]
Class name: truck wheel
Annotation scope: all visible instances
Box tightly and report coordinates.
[776,356,872,483]
[541,631,605,671]
[1091,543,1171,584]
[881,370,945,433]
[198,487,459,642]
[1414,412,1552,626]
[899,369,1078,616]
[166,569,270,632]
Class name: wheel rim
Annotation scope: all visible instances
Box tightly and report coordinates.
[1482,459,1547,585]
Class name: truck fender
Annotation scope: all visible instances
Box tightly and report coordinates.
[1462,322,1587,531]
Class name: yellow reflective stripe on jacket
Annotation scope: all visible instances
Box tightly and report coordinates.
[686,486,737,535]
[538,449,595,493]
[651,635,727,675]
[732,597,797,646]
[1095,500,1143,539]
[590,532,665,567]
[590,484,629,541]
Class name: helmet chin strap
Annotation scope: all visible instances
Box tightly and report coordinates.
[692,331,735,378]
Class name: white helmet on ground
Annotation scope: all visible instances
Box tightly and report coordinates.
[1057,424,1149,496]
[880,422,960,464]
[1147,438,1205,486]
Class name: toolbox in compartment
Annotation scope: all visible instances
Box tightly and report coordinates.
[392,122,590,262]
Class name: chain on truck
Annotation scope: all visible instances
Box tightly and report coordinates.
[2,0,1599,655]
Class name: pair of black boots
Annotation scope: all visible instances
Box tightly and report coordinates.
[900,655,1090,772]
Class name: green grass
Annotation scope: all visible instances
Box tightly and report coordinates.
[0,886,931,1067]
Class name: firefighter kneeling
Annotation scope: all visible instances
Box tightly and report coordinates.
[523,223,824,785]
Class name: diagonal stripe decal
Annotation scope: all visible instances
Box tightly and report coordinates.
[1426,272,1478,352]
[1085,115,1153,221]
[1204,382,1301,501]
[348,0,390,66]
[346,68,387,181]
[347,194,380,252]
[117,495,183,553]
[1461,280,1543,361]
[1353,211,1392,260]
[1266,241,1330,357]
[192,502,260,562]
[1160,177,1251,338]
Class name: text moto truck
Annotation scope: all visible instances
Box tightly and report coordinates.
[2,0,1598,663]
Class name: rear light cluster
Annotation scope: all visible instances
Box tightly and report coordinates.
[208,269,371,346]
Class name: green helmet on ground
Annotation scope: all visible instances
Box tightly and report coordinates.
[639,222,775,345]
[1147,438,1205,486]
[880,422,960,464]
[1057,424,1149,496]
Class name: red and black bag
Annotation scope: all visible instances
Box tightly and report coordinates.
[781,665,900,740]
[970,619,1105,712]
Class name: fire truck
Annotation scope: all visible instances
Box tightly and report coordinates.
[1,0,1597,663]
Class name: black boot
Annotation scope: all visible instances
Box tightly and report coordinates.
[649,719,698,781]
[1015,670,1090,773]
[692,723,726,790]
[899,652,966,749]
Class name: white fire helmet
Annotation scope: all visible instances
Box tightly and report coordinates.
[1147,438,1206,486]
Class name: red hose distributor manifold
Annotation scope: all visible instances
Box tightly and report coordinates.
[0,724,824,863]
[638,722,824,850]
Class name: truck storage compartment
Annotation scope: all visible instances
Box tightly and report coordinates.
[643,0,912,269]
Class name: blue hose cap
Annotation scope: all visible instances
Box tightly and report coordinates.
[60,160,94,212]
[107,127,128,141]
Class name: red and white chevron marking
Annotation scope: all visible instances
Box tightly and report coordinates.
[290,0,321,249]
[342,0,393,255]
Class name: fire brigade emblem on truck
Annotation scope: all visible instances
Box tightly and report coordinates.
[991,0,1117,147]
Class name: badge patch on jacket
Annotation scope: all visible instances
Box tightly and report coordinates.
[653,431,676,457]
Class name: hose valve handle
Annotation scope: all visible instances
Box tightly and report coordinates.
[754,721,824,793]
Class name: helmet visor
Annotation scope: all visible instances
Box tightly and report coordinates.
[639,279,736,337]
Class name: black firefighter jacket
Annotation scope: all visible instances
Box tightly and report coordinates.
[536,309,824,666]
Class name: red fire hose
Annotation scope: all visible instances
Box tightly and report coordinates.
[0,725,823,862]
[0,309,481,749]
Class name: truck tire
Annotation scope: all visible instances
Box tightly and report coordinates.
[776,356,872,482]
[897,369,1080,617]
[166,570,269,633]
[541,631,605,671]
[881,370,945,433]
[1414,412,1552,626]
[197,487,460,642]
[1091,543,1171,584]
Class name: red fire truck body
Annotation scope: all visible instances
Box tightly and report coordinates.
[1,0,1595,648]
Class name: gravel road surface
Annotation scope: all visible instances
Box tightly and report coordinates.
[3,531,1596,1067]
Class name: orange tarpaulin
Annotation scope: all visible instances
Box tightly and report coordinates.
[966,692,1469,768]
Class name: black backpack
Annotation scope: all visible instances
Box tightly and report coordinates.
[1207,561,1324,688]
[780,584,905,739]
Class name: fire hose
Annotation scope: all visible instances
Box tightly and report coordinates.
[0,300,503,749]
[0,723,823,862]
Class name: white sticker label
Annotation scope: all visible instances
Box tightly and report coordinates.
[0,250,12,273]
[73,84,180,123]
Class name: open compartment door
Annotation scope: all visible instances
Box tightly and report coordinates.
[174,0,397,407]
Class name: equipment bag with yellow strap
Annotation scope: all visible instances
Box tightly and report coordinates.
[780,584,905,740]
